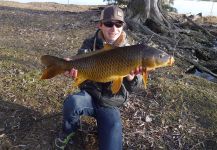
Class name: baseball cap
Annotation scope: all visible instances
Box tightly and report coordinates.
[100,6,124,23]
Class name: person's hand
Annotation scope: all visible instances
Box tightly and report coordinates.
[64,58,78,79]
[126,66,143,81]
[64,68,78,79]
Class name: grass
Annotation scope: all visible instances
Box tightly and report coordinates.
[0,2,217,149]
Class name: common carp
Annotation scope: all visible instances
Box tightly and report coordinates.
[41,44,175,94]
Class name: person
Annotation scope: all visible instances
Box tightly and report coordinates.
[55,5,142,150]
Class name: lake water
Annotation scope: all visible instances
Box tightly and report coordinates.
[3,0,107,5]
[171,0,217,16]
[3,0,217,16]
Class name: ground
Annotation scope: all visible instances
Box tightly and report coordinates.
[0,2,217,150]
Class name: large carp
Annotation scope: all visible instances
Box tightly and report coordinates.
[41,44,175,94]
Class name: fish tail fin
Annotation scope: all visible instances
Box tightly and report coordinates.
[40,55,69,79]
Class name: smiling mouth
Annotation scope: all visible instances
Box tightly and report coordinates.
[109,33,117,36]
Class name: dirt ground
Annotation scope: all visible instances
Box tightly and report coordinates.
[0,2,217,150]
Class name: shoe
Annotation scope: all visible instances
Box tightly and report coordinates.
[55,132,75,150]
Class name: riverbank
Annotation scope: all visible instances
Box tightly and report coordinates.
[0,2,217,149]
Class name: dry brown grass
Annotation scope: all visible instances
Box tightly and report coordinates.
[0,2,217,150]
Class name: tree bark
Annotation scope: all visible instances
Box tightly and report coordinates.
[126,0,170,33]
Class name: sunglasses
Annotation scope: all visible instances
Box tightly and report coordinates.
[103,21,124,28]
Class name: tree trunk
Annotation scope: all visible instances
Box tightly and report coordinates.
[126,0,171,33]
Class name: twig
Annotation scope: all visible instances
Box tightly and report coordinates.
[146,33,155,43]
[190,141,205,150]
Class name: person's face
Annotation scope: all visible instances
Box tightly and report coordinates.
[99,20,124,42]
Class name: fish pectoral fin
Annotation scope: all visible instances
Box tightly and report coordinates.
[111,77,123,94]
[142,68,148,89]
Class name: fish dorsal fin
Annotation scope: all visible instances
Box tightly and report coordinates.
[111,77,123,94]
[102,44,116,51]
[70,45,115,61]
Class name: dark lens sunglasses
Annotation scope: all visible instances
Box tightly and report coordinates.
[103,21,124,28]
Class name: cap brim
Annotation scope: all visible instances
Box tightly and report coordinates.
[101,19,125,23]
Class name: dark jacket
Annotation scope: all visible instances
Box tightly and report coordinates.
[77,29,139,107]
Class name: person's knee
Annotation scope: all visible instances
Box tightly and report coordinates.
[64,95,77,110]
[63,91,93,116]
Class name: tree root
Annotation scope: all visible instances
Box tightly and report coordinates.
[183,15,215,39]
[125,19,176,48]
[177,54,217,78]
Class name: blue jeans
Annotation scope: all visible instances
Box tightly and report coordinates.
[63,90,122,150]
